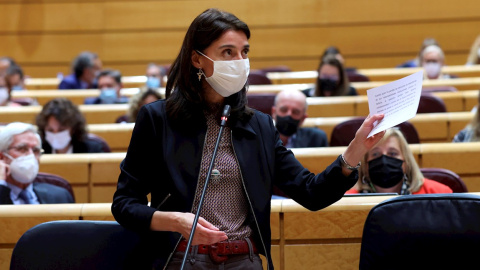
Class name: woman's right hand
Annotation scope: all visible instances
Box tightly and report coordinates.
[174,212,228,245]
[150,211,228,245]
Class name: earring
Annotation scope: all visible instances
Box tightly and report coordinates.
[197,69,203,81]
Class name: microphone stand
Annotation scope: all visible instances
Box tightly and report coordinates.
[180,104,231,269]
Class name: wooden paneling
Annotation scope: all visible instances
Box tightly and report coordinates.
[2,0,480,78]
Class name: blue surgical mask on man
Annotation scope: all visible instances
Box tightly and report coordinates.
[146,77,161,88]
[99,88,118,104]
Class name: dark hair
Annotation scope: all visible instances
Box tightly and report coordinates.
[314,54,350,96]
[72,51,97,79]
[165,8,253,128]
[6,64,24,79]
[5,64,24,93]
[98,69,122,84]
[322,46,341,58]
[36,98,88,142]
[128,88,163,122]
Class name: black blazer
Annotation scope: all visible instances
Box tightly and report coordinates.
[42,137,106,154]
[0,182,74,204]
[111,100,357,269]
[292,127,328,148]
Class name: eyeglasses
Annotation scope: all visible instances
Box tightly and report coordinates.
[8,144,44,156]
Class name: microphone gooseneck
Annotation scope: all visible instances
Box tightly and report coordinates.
[180,104,230,270]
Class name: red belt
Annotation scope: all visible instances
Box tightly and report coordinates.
[176,239,258,263]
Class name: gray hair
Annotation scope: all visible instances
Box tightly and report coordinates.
[421,45,445,62]
[0,122,41,152]
[72,51,98,79]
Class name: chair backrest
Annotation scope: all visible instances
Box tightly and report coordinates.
[346,71,370,82]
[248,70,272,85]
[34,172,75,201]
[359,194,480,270]
[329,118,420,146]
[420,167,468,192]
[10,220,158,270]
[417,93,447,113]
[87,133,111,152]
[247,93,276,115]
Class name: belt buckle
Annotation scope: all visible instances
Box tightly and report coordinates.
[208,244,228,264]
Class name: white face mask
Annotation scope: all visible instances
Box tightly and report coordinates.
[196,50,250,97]
[4,153,39,184]
[45,129,72,150]
[423,62,442,78]
[0,87,9,104]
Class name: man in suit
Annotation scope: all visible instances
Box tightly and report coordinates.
[58,51,102,90]
[271,89,328,148]
[0,122,74,204]
[84,69,129,105]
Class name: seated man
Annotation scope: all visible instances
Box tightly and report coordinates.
[145,63,165,89]
[271,89,328,148]
[0,122,74,204]
[84,69,129,104]
[58,51,102,90]
[5,64,26,91]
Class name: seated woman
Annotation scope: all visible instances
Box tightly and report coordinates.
[346,128,452,194]
[453,91,480,142]
[302,54,357,97]
[466,34,480,66]
[36,98,109,154]
[116,88,163,123]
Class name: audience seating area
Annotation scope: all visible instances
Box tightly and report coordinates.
[33,142,480,204]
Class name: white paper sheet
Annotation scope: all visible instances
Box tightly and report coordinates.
[367,70,424,137]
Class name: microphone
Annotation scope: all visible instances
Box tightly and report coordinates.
[220,105,231,127]
[180,104,230,269]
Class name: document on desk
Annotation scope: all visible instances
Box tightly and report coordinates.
[367,70,423,137]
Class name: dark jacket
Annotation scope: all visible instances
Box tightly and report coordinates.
[42,137,107,154]
[58,74,95,90]
[111,100,358,269]
[0,182,74,204]
[292,127,328,148]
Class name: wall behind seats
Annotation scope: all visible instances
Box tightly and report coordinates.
[1,0,480,78]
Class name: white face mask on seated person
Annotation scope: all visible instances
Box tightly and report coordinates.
[196,50,250,97]
[0,87,8,104]
[3,153,39,184]
[45,129,72,150]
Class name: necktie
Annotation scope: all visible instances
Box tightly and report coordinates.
[18,189,32,204]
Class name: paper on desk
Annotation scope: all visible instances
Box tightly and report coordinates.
[367,70,424,137]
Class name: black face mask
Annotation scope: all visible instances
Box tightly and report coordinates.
[368,155,405,188]
[275,115,300,137]
[319,78,338,96]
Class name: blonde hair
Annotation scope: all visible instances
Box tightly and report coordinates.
[465,90,480,141]
[466,34,480,65]
[355,128,424,193]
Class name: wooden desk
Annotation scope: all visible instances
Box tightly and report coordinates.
[267,65,480,84]
[24,76,149,90]
[0,104,129,124]
[11,88,146,106]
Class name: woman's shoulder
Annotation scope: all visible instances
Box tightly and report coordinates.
[415,178,453,194]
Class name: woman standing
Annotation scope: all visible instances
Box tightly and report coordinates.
[112,8,384,270]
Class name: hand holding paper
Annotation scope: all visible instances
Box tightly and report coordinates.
[366,70,424,137]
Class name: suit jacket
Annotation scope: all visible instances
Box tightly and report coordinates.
[0,182,74,204]
[58,74,94,90]
[292,127,328,148]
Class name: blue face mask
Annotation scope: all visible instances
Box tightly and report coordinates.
[99,88,117,104]
[11,85,24,91]
[146,77,160,88]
